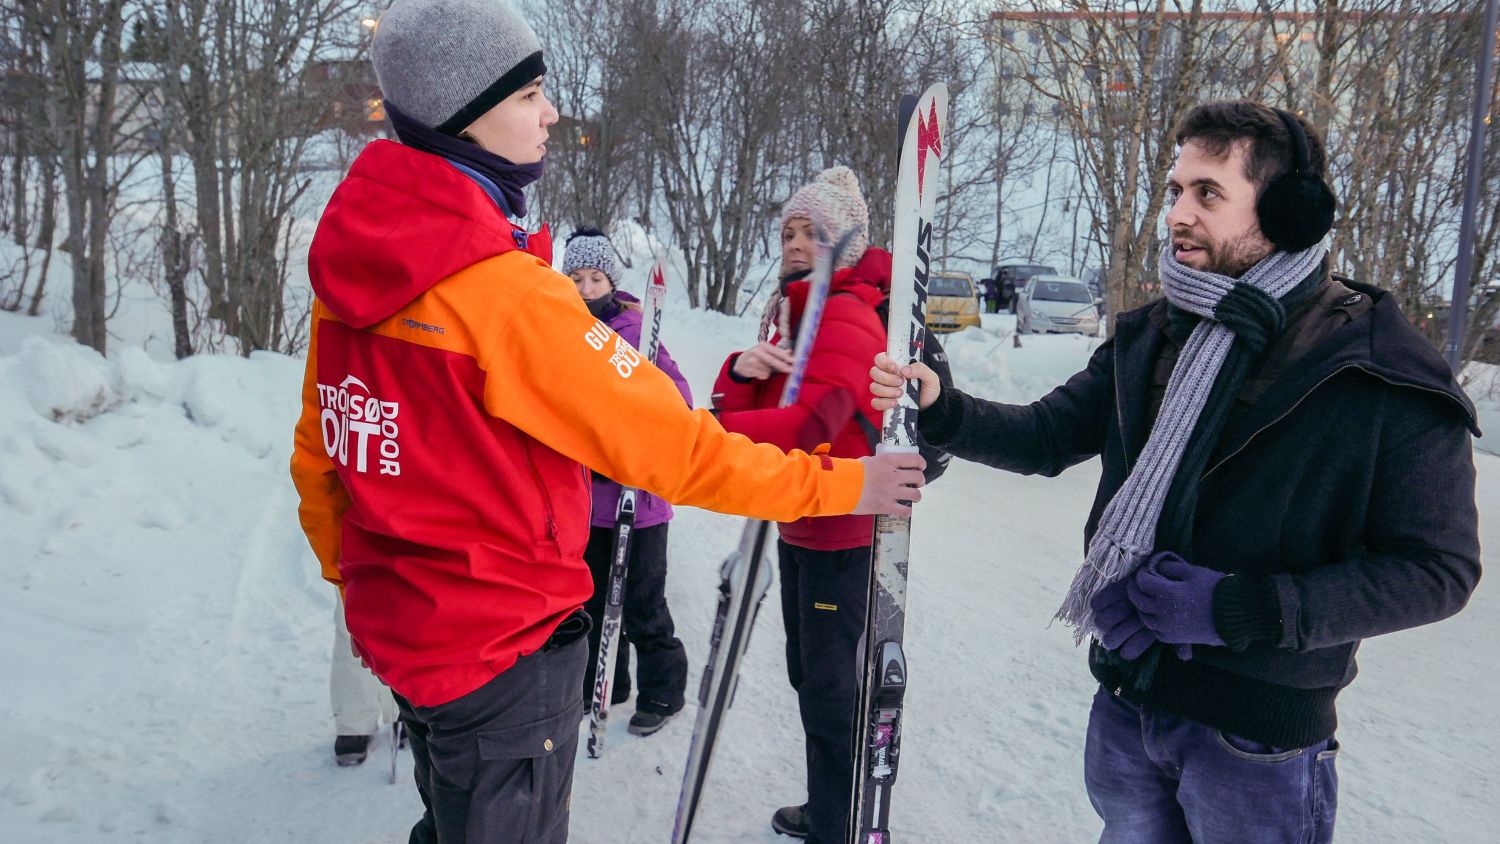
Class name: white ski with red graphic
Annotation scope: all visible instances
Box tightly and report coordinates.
[849,83,947,844]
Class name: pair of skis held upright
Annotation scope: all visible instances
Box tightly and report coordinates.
[671,84,950,844]
[581,86,948,844]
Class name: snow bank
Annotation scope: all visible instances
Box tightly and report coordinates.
[941,312,1103,403]
[0,310,371,841]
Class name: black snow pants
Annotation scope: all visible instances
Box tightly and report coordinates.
[394,611,589,844]
[778,539,872,844]
[580,522,688,716]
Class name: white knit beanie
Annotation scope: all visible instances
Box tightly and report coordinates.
[780,166,869,269]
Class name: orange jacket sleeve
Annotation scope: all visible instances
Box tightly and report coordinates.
[472,253,865,521]
[289,299,352,591]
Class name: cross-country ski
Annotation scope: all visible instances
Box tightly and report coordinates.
[672,225,863,843]
[587,259,668,758]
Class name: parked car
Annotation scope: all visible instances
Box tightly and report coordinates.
[989,261,1057,313]
[1016,274,1101,336]
[926,271,982,334]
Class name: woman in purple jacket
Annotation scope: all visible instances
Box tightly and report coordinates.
[562,227,691,736]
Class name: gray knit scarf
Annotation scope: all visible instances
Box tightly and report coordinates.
[1055,243,1326,642]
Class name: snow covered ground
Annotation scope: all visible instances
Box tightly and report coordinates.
[1,268,1496,843]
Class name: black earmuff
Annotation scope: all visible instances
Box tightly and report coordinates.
[1255,109,1337,252]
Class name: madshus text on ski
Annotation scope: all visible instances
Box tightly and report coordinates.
[290,2,1482,844]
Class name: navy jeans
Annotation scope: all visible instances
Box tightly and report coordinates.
[1085,686,1339,844]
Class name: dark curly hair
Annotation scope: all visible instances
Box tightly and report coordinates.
[1173,100,1328,194]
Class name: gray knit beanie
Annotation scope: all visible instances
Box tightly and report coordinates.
[780,166,869,269]
[372,0,546,136]
[560,230,620,288]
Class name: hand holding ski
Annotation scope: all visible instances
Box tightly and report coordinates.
[868,352,941,412]
[850,452,927,516]
[731,341,796,379]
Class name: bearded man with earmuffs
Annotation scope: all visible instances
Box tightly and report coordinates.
[869,100,1482,843]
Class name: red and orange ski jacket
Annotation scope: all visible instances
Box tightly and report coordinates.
[290,140,864,707]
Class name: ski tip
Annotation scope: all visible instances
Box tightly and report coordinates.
[649,260,667,294]
[899,93,919,122]
[812,224,865,278]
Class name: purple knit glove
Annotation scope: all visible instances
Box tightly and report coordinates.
[1127,551,1227,659]
[1089,577,1161,661]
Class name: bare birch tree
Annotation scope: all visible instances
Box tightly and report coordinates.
[1248,0,1499,369]
[8,0,138,353]
[0,11,62,317]
[640,0,803,311]
[522,0,656,235]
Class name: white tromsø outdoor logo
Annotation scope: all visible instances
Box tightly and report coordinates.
[317,374,402,477]
[583,320,641,378]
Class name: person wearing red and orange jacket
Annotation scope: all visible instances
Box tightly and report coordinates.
[710,166,890,844]
[288,3,923,842]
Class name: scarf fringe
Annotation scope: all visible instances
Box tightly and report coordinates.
[1055,538,1142,644]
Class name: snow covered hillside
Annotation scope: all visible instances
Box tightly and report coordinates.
[1,285,1495,842]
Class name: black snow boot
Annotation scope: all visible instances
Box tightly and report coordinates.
[334,734,372,767]
[626,709,674,737]
[771,804,810,838]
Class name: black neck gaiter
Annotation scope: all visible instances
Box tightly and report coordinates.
[584,291,617,319]
[385,100,544,217]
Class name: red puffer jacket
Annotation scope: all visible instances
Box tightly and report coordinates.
[712,248,890,550]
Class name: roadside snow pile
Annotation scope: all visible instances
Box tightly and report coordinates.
[1,331,302,458]
[0,328,307,549]
[13,336,139,424]
[0,316,369,843]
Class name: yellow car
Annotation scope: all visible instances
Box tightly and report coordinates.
[926,271,981,333]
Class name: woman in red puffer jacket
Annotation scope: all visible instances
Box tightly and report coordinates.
[711,166,887,844]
